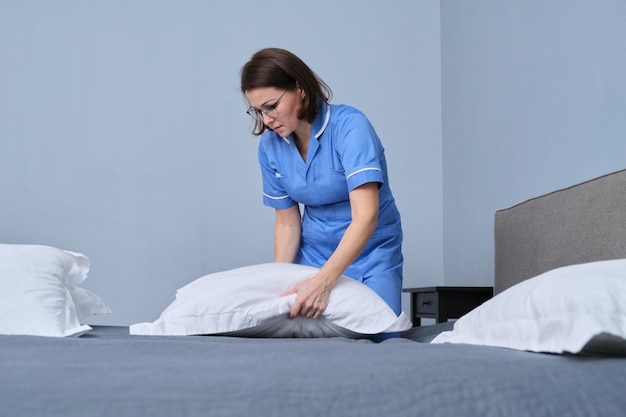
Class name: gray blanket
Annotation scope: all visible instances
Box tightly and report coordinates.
[1,325,625,417]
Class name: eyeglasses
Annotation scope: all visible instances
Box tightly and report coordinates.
[246,90,287,121]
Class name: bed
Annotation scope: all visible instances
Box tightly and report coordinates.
[2,169,626,417]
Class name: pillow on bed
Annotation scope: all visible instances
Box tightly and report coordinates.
[431,259,626,355]
[130,262,412,338]
[0,244,111,337]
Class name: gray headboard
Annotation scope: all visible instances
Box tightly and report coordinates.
[494,168,626,294]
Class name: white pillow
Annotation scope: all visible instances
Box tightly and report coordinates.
[432,259,626,355]
[130,262,412,338]
[0,244,111,337]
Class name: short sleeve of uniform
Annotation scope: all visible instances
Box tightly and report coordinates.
[334,109,385,191]
[258,139,297,210]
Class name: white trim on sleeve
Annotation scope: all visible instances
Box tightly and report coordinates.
[263,192,291,200]
[346,167,382,181]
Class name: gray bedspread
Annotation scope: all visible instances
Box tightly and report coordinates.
[1,325,625,417]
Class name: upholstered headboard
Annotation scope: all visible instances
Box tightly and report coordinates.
[494,168,626,294]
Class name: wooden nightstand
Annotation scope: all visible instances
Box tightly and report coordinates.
[402,286,493,326]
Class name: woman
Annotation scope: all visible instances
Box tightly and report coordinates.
[240,48,403,321]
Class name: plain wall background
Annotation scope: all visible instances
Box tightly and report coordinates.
[441,0,626,285]
[2,1,624,326]
[1,1,443,325]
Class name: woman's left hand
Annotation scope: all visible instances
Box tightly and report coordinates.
[281,275,332,319]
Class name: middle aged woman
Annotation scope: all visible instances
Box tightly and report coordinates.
[240,48,404,323]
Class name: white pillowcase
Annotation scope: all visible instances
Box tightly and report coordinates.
[0,244,111,337]
[130,262,412,338]
[432,259,626,355]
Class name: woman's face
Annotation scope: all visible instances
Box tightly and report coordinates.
[245,87,305,138]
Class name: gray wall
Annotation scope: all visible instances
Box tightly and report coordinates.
[0,1,443,325]
[441,0,626,286]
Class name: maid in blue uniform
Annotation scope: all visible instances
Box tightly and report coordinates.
[241,48,404,324]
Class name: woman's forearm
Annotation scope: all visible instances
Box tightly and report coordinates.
[315,183,379,286]
[274,205,302,263]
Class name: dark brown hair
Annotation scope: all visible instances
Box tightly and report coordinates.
[240,48,332,135]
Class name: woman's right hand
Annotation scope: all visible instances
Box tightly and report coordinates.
[280,274,333,319]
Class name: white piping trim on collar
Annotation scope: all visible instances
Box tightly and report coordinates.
[314,104,331,139]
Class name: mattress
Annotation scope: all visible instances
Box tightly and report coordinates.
[1,325,624,417]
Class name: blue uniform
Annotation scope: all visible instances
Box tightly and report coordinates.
[258,104,403,314]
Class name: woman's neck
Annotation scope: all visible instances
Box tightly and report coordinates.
[293,122,312,161]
